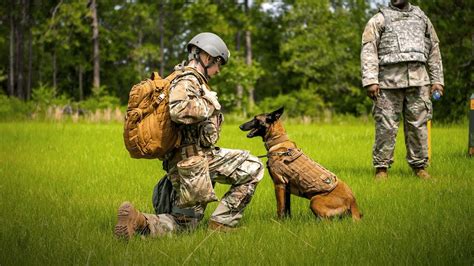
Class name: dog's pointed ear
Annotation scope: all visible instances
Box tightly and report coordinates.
[269,107,284,122]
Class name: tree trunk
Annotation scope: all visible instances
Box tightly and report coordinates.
[158,1,165,77]
[52,47,57,90]
[15,0,29,100]
[244,0,254,111]
[26,1,33,100]
[8,0,15,97]
[90,0,100,89]
[136,29,143,77]
[15,16,23,99]
[78,65,83,101]
[26,26,33,100]
[235,30,243,110]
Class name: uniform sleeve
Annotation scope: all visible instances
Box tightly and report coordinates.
[169,79,215,125]
[361,13,384,87]
[426,18,444,86]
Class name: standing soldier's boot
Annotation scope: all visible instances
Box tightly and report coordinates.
[413,167,431,180]
[114,201,147,239]
[375,167,388,181]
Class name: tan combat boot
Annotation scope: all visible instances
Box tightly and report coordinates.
[375,167,388,181]
[414,167,431,180]
[208,220,237,233]
[114,201,147,239]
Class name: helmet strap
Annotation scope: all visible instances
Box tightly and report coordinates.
[194,51,213,80]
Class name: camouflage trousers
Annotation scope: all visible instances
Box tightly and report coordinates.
[143,147,264,237]
[372,86,432,169]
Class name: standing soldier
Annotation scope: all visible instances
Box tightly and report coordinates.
[115,32,264,239]
[361,0,444,180]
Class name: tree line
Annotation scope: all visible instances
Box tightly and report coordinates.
[1,0,472,121]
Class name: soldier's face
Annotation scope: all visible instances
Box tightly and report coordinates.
[390,0,408,8]
[206,56,222,78]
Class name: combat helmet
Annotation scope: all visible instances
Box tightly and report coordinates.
[187,32,230,65]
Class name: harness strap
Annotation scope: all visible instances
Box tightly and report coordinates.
[257,150,293,159]
[264,134,290,151]
[256,134,295,158]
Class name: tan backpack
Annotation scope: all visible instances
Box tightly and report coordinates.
[123,71,183,160]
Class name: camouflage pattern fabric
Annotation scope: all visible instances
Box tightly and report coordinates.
[166,148,263,228]
[372,86,432,168]
[361,3,444,89]
[169,73,217,126]
[140,66,263,236]
[378,6,429,65]
[142,213,177,237]
[143,149,263,235]
[175,155,218,208]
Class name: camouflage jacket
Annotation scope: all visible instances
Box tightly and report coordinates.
[169,66,223,148]
[361,3,444,89]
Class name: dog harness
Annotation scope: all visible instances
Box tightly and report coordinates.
[265,135,339,198]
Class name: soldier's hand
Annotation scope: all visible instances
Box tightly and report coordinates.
[431,84,444,96]
[366,84,380,100]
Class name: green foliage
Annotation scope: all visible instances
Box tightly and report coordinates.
[1,0,471,122]
[31,83,70,108]
[257,88,326,118]
[80,85,120,110]
[280,0,369,115]
[0,94,33,121]
[31,83,57,106]
[213,51,264,111]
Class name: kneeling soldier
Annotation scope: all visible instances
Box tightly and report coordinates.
[115,32,264,238]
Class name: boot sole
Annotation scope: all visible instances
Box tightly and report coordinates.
[114,202,134,239]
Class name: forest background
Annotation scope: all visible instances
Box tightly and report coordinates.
[1,0,472,122]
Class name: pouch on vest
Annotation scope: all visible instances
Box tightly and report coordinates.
[175,155,218,208]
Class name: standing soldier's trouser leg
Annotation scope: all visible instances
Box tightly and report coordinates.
[373,89,404,168]
[403,86,432,168]
[209,149,264,227]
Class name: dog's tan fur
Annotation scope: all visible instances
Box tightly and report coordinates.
[240,108,361,220]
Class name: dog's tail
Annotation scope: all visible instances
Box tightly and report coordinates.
[350,199,362,221]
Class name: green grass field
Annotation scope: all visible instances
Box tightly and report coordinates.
[0,121,472,265]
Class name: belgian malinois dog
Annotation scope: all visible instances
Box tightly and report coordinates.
[240,107,361,220]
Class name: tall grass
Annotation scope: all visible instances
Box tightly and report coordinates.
[0,121,472,265]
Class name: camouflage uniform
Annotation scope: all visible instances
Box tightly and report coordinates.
[142,66,264,236]
[361,3,444,169]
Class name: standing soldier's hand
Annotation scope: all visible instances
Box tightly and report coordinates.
[366,84,380,100]
[431,84,444,96]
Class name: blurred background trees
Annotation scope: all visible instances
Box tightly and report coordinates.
[0,0,472,122]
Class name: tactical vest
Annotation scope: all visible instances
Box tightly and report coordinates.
[268,149,338,198]
[378,5,430,65]
[172,73,223,149]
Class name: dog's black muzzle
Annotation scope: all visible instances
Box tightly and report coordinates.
[239,119,265,138]
[239,120,255,131]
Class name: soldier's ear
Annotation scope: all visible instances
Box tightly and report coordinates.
[269,107,284,122]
